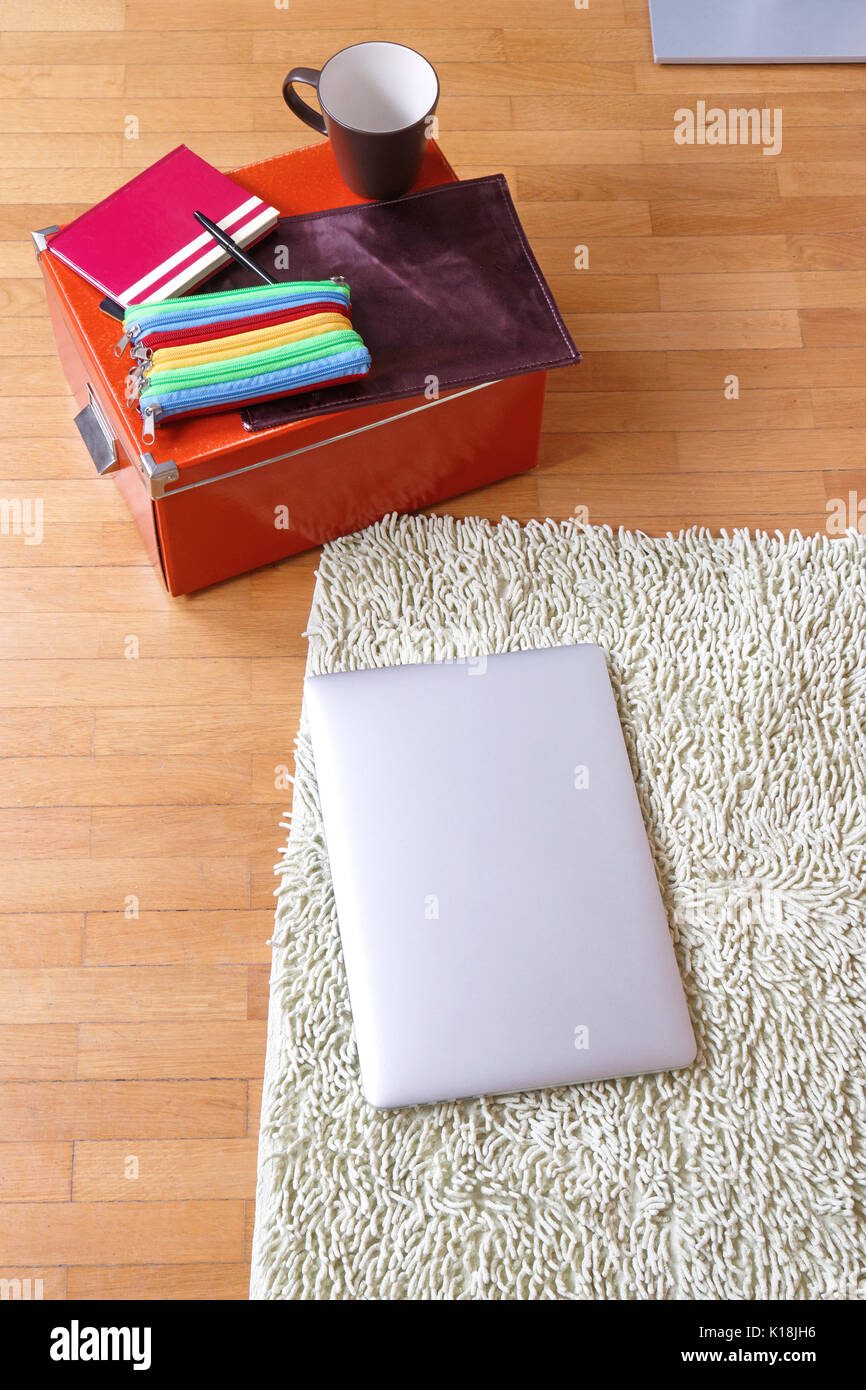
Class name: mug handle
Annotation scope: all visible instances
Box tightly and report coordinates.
[282,68,327,135]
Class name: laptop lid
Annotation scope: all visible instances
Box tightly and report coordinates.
[304,644,696,1108]
[647,0,866,63]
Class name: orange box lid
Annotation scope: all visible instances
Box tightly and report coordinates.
[38,139,459,487]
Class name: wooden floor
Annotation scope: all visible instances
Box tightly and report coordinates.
[1,0,864,1301]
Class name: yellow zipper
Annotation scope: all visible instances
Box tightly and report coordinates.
[149,313,352,373]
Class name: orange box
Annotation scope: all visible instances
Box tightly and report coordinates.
[36,141,547,596]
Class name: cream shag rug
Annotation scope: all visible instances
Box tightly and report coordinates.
[251,517,866,1300]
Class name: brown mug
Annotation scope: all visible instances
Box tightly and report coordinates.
[282,42,439,201]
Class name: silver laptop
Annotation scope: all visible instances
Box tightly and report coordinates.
[648,0,866,63]
[304,644,696,1108]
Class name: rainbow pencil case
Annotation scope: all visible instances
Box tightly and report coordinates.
[115,278,372,443]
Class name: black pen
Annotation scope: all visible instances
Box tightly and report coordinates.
[193,209,276,285]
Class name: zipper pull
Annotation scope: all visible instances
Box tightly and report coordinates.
[114,323,140,357]
[141,403,158,446]
[125,362,149,405]
[330,275,347,285]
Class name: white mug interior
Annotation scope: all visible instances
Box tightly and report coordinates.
[318,42,438,134]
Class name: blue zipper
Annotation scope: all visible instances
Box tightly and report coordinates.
[116,280,351,356]
[139,346,371,444]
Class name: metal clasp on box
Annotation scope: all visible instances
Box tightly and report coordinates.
[74,384,121,476]
[74,386,177,499]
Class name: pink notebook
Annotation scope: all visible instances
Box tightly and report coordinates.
[47,145,279,308]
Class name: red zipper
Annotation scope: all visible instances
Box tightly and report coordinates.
[136,301,352,354]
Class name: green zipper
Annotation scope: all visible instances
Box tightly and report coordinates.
[141,329,363,397]
[129,279,348,319]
